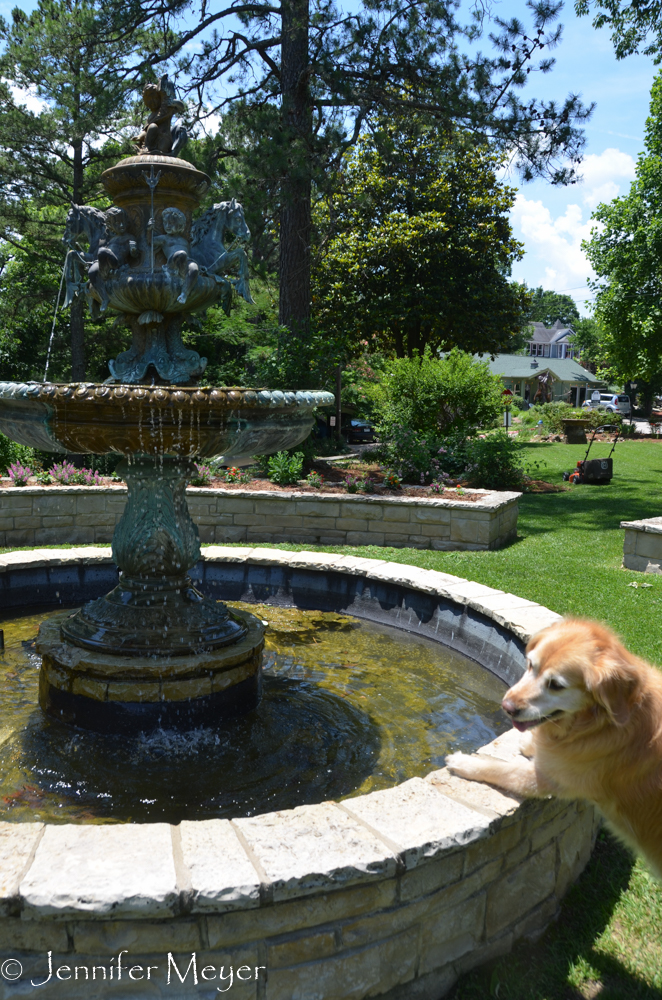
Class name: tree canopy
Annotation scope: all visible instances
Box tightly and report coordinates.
[576,0,662,60]
[527,286,580,327]
[582,71,662,397]
[312,114,530,357]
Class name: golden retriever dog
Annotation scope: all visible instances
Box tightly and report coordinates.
[446,618,662,878]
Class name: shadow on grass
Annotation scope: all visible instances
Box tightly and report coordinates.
[451,832,657,1000]
[517,486,661,537]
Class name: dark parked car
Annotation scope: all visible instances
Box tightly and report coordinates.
[345,419,376,443]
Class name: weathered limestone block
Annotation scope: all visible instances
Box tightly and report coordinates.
[179,819,260,912]
[20,824,178,918]
[72,916,201,955]
[232,802,397,901]
[266,926,419,1000]
[206,880,398,949]
[485,842,556,937]
[340,778,490,869]
[0,823,43,916]
[417,895,487,975]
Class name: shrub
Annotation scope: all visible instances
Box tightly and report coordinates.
[7,461,32,486]
[383,471,401,490]
[306,470,324,488]
[267,451,304,485]
[379,426,525,489]
[223,466,252,484]
[374,348,503,438]
[464,432,525,490]
[510,395,528,411]
[344,473,375,493]
[377,423,443,484]
[190,464,214,486]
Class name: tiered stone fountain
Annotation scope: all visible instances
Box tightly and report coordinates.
[0,74,332,732]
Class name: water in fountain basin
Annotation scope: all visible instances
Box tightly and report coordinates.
[0,605,510,824]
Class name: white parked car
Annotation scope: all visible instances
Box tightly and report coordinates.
[582,393,631,416]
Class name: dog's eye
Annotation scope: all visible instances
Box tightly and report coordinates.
[546,677,565,691]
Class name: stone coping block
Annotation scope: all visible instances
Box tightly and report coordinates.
[621,515,662,573]
[0,547,594,1000]
[20,825,179,919]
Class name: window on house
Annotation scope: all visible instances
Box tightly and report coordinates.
[543,345,550,357]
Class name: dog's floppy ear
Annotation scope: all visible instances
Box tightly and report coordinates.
[589,655,639,726]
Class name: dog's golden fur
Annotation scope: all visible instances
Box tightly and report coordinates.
[446,618,662,877]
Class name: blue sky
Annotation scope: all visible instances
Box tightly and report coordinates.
[487,0,657,312]
[1,0,656,313]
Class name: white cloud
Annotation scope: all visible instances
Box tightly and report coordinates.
[5,82,47,115]
[510,147,636,310]
[512,195,595,294]
[577,148,636,209]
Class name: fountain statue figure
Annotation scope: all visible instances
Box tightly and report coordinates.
[0,74,334,732]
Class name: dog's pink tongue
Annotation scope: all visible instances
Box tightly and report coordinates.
[512,719,533,732]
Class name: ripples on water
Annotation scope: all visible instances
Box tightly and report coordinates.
[0,604,509,823]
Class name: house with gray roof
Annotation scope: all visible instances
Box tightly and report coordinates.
[526,320,579,360]
[477,354,603,407]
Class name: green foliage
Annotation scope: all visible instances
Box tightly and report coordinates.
[527,286,580,327]
[189,464,214,487]
[0,432,34,475]
[582,72,662,398]
[305,470,324,489]
[374,349,504,437]
[465,433,526,490]
[340,354,388,421]
[250,326,344,391]
[267,451,304,486]
[313,116,530,358]
[374,424,525,488]
[0,0,149,378]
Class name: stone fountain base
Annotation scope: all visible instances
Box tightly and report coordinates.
[37,609,265,732]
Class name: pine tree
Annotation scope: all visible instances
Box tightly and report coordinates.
[0,0,145,379]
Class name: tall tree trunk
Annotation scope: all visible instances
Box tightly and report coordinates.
[70,137,86,381]
[279,0,311,335]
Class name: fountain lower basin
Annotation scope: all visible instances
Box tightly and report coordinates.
[0,547,598,1000]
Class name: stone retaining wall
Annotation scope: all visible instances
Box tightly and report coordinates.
[0,486,519,551]
[0,548,597,1000]
[622,515,662,573]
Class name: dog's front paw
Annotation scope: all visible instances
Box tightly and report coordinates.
[445,751,483,781]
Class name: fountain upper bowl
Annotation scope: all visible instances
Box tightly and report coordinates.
[0,381,334,460]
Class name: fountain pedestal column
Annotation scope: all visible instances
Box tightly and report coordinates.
[36,457,265,732]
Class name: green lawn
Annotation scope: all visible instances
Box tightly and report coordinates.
[236,438,662,999]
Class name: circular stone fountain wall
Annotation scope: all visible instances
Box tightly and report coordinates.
[0,548,599,1000]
